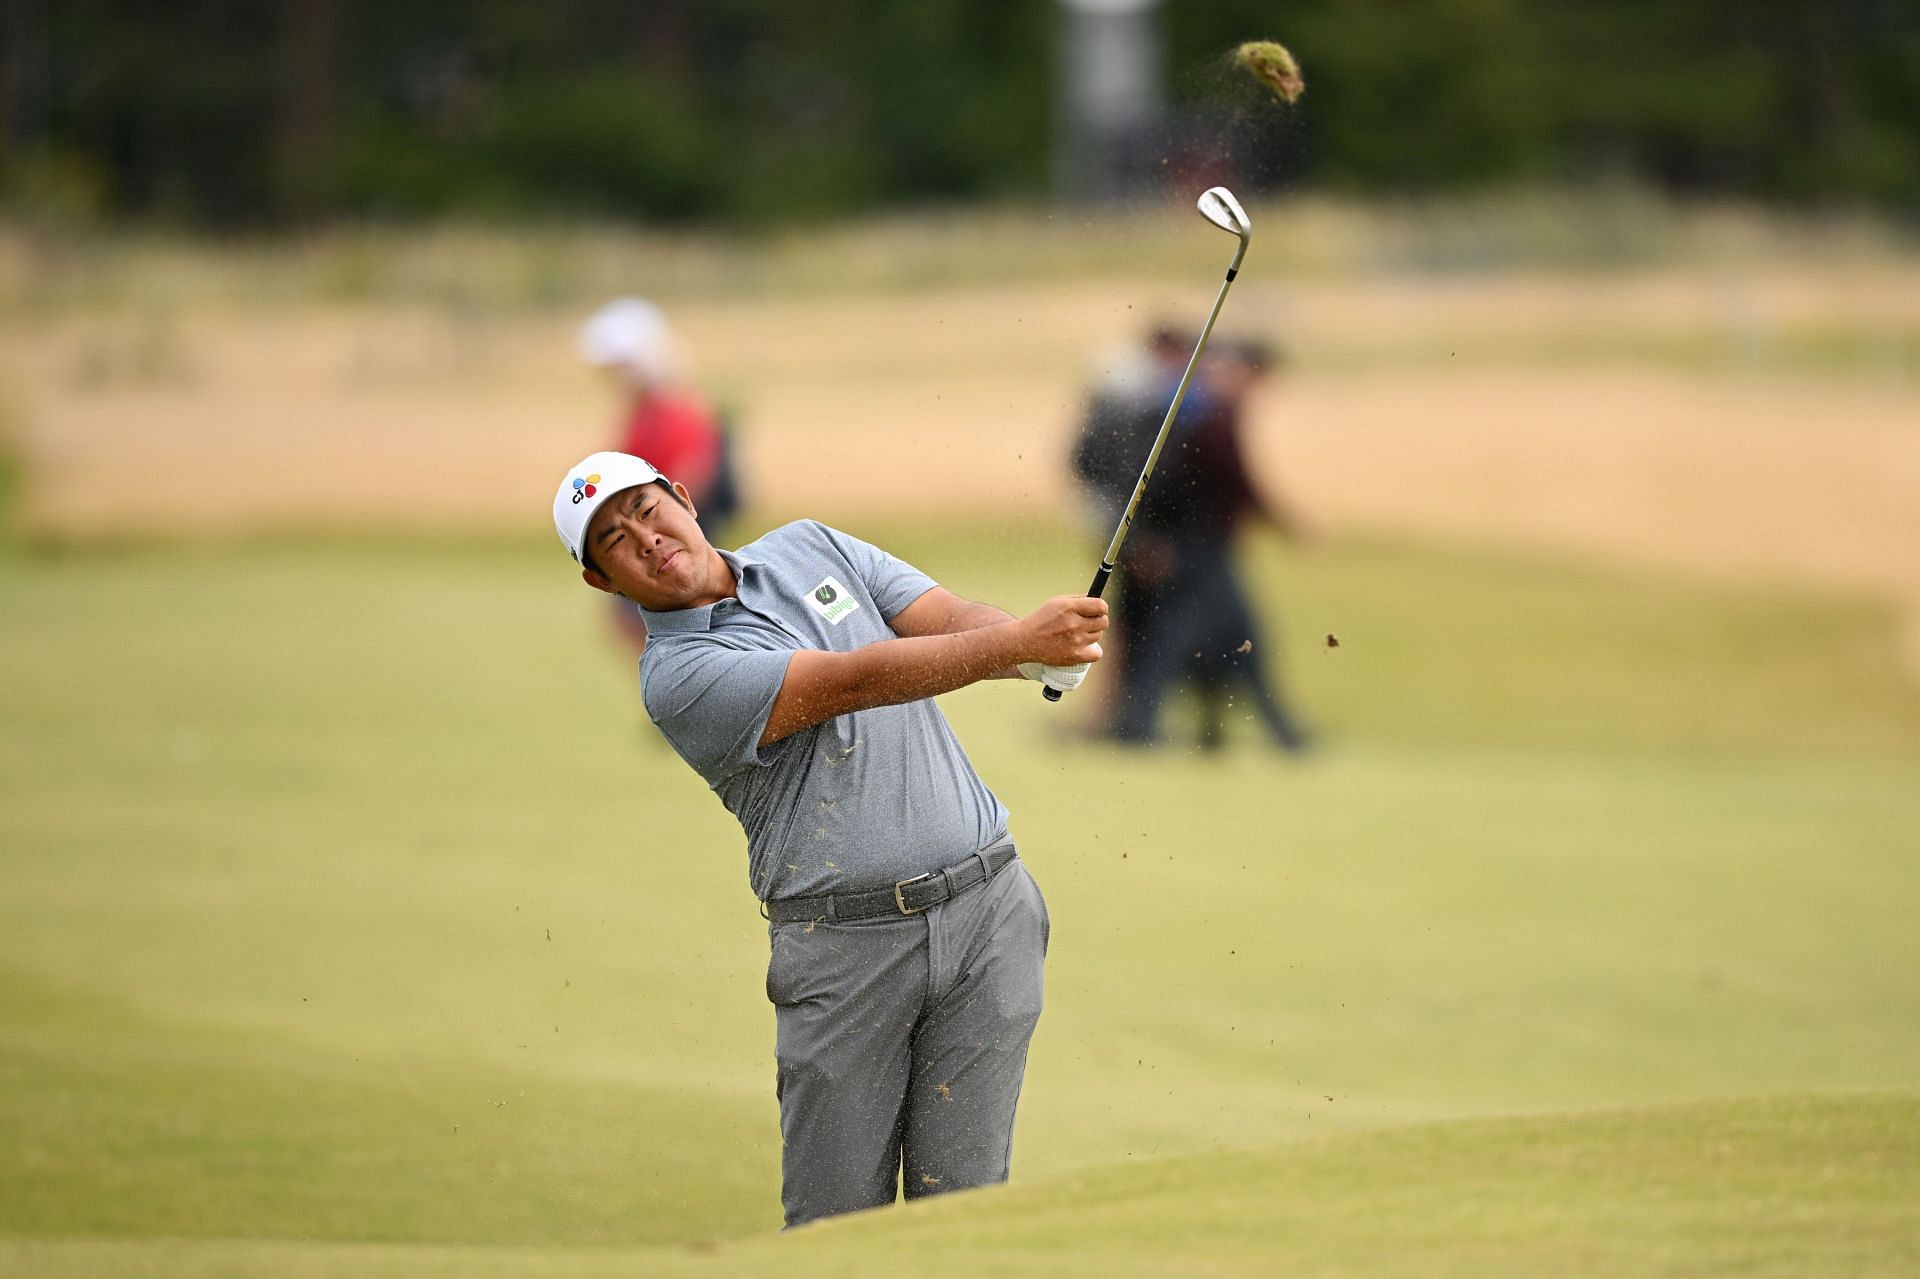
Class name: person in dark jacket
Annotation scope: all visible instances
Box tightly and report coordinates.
[1106,337,1314,752]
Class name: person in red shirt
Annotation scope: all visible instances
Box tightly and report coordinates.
[579,298,742,648]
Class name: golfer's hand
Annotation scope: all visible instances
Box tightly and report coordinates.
[1019,660,1091,692]
[1019,595,1107,668]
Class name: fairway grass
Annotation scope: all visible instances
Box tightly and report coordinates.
[715,1093,1920,1278]
[4,1096,1914,1277]
[3,524,1918,1273]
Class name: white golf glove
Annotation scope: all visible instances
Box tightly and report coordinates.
[1020,661,1092,694]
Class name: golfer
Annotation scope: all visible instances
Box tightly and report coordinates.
[551,451,1105,1226]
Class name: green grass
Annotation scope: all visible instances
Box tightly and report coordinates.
[2,522,1917,1274]
[2,1099,1913,1278]
[739,1094,1920,1278]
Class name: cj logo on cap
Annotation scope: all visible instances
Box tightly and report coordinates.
[570,473,602,505]
[807,577,861,626]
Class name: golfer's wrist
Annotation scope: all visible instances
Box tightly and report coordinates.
[987,619,1041,673]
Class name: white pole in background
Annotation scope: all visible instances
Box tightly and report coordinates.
[1055,0,1164,202]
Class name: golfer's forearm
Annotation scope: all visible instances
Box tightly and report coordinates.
[944,599,1015,630]
[760,624,1026,745]
[942,600,1025,678]
[889,588,1022,678]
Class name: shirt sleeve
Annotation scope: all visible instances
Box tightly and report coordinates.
[811,522,938,620]
[641,640,796,786]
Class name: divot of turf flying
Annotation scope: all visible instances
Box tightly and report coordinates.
[1233,40,1306,105]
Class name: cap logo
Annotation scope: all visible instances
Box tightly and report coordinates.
[570,472,602,505]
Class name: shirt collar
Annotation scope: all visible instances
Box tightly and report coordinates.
[635,547,757,634]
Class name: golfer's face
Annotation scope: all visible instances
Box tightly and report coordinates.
[585,483,714,610]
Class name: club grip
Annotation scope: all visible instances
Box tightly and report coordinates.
[1041,563,1116,702]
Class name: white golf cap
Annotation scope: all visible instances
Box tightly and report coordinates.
[553,451,666,566]
[578,297,680,384]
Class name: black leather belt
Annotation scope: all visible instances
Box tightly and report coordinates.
[762,846,1017,924]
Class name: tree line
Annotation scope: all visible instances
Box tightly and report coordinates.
[1,0,1913,227]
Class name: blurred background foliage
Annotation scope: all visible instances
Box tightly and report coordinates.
[2,0,1915,229]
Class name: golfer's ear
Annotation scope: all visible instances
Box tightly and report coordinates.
[673,480,699,522]
[581,566,617,595]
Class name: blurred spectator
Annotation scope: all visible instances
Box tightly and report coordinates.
[1081,332,1313,752]
[579,298,743,650]
[1070,324,1202,730]
[1175,339,1313,752]
[1072,325,1194,524]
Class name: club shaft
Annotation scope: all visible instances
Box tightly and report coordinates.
[1041,262,1242,703]
[1096,266,1238,575]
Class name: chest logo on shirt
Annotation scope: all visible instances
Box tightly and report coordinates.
[807,576,862,625]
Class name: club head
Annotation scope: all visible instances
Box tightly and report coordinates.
[1197,186,1252,243]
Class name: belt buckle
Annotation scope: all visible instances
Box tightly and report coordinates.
[893,870,940,915]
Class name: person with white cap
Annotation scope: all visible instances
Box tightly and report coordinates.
[580,297,739,534]
[579,298,741,649]
[552,450,1104,1227]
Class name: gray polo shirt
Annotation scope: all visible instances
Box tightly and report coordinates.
[638,520,1011,901]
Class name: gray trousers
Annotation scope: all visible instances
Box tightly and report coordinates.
[764,855,1049,1227]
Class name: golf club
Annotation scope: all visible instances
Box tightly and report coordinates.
[1044,185,1253,702]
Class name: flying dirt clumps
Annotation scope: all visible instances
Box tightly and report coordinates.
[1234,40,1306,104]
